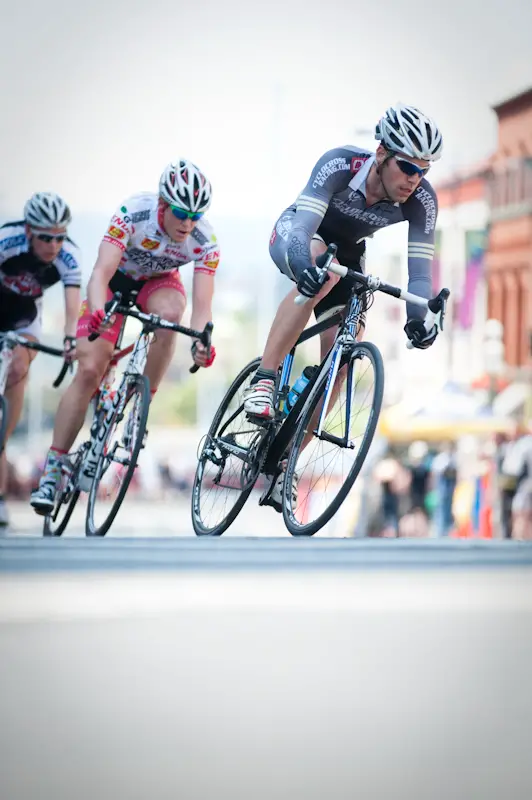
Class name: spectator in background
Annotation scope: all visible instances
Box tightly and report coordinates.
[494,432,512,538]
[501,423,532,538]
[431,442,458,537]
[373,451,406,536]
[509,428,532,540]
[400,440,431,537]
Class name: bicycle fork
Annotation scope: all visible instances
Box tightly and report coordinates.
[309,335,357,450]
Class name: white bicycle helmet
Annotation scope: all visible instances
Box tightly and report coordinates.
[375,102,443,161]
[24,191,72,228]
[159,159,212,212]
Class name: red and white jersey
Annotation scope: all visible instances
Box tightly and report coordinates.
[103,193,220,280]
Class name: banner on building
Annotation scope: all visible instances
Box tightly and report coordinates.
[458,229,488,329]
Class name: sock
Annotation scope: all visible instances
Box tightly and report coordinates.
[250,368,276,387]
[41,447,66,486]
[50,447,67,457]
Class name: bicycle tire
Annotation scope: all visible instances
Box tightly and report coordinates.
[85,375,150,537]
[0,394,8,455]
[192,357,264,536]
[43,450,84,537]
[283,341,384,537]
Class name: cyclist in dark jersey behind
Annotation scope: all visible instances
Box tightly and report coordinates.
[244,102,444,510]
[0,192,81,526]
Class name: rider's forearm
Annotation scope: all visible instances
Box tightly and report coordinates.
[87,270,110,314]
[190,273,214,331]
[87,242,124,313]
[63,286,81,337]
[190,302,213,332]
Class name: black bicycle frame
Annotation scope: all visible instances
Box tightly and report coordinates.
[261,291,364,475]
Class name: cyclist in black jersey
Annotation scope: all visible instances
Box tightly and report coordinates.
[0,192,81,526]
[244,102,444,510]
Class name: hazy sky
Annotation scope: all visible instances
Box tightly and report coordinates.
[1,0,531,225]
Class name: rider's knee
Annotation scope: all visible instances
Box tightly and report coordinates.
[76,358,106,389]
[153,303,184,326]
[8,351,31,387]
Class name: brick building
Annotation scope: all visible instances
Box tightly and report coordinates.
[486,87,532,375]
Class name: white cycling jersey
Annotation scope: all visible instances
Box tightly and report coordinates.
[102,193,220,280]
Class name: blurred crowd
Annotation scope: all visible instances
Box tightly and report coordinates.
[364,441,458,538]
[361,425,532,540]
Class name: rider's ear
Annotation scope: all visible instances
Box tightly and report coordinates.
[375,144,387,165]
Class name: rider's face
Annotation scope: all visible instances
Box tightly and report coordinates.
[162,206,198,243]
[377,145,430,203]
[27,226,67,262]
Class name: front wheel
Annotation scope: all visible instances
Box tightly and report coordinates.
[282,341,384,537]
[85,375,150,537]
[192,358,269,536]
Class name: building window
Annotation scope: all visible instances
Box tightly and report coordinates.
[488,159,532,212]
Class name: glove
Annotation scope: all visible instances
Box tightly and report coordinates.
[404,319,438,350]
[87,309,106,336]
[296,265,330,298]
[63,335,77,362]
[191,341,216,368]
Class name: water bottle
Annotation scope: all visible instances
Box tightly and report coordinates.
[285,366,318,413]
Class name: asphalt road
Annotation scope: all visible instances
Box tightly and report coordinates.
[1,500,532,800]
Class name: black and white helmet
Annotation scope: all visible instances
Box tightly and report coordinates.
[375,103,443,161]
[24,191,72,229]
[159,159,212,212]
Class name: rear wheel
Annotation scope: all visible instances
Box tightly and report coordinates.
[85,375,150,537]
[283,341,384,536]
[192,358,270,536]
[43,450,84,537]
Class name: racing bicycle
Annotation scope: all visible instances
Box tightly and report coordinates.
[0,331,70,453]
[42,291,212,537]
[192,243,449,537]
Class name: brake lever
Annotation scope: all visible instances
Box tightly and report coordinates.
[294,244,338,307]
[406,288,450,350]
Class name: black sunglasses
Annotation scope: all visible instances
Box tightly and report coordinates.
[30,229,67,243]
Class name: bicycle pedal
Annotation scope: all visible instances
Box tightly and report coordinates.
[245,411,275,428]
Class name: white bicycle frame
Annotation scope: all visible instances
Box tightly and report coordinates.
[76,330,153,491]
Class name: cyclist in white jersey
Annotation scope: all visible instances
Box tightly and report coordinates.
[31,159,218,514]
[0,192,81,527]
[243,102,444,511]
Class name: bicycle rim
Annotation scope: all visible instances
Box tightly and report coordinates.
[192,357,268,536]
[86,375,150,537]
[283,341,384,536]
